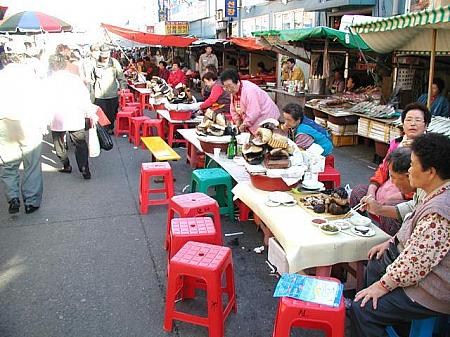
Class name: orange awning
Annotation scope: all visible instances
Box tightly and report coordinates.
[227,37,269,51]
[101,23,197,48]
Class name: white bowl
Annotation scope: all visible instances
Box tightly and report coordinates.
[319,223,341,235]
[330,219,351,230]
[349,215,372,227]
[268,191,294,204]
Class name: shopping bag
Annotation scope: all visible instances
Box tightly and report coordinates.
[88,125,100,157]
[96,123,113,151]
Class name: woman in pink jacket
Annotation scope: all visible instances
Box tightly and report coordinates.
[220,69,279,134]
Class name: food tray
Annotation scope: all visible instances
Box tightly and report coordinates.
[289,192,348,220]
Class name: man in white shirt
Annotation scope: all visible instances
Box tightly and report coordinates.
[0,53,49,214]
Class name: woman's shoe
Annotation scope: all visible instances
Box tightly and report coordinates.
[58,165,72,173]
[81,167,91,180]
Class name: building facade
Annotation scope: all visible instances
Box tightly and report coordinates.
[166,0,447,38]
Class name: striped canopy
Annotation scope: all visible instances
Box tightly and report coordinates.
[350,5,450,54]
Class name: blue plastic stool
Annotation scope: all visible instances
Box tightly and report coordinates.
[190,168,234,220]
[386,317,437,337]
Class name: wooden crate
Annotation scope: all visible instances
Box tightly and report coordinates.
[331,134,359,147]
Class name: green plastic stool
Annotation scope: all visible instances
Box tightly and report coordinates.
[191,168,234,220]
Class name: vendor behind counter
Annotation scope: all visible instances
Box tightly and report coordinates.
[281,103,333,156]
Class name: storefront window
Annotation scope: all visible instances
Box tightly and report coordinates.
[242,14,269,37]
[273,9,314,30]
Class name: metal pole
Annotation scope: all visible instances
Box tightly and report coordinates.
[427,29,437,109]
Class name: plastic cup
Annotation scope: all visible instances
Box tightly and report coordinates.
[213,148,221,158]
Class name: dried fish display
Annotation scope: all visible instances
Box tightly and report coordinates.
[427,117,450,137]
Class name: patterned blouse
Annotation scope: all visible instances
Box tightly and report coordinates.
[380,183,449,291]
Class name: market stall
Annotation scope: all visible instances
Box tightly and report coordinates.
[252,26,378,115]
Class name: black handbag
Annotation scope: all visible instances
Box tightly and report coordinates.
[96,123,113,151]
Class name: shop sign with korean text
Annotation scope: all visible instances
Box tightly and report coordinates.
[225,0,237,17]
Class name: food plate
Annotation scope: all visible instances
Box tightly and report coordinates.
[349,215,372,227]
[319,223,341,235]
[282,200,297,207]
[233,157,246,166]
[350,226,376,237]
[330,219,351,230]
[265,200,280,207]
[268,191,295,204]
[301,180,325,191]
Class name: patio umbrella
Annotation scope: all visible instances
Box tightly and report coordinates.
[0,11,72,34]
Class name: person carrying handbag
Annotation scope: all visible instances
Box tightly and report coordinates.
[46,54,98,180]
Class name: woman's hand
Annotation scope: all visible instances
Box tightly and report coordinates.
[239,124,247,133]
[363,196,381,215]
[354,281,389,310]
[367,240,390,260]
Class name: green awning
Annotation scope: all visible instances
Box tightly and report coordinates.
[253,26,371,51]
[350,5,450,53]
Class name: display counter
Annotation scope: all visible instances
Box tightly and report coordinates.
[268,88,327,113]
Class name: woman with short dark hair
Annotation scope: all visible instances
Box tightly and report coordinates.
[350,132,450,337]
[199,72,230,114]
[350,102,432,235]
[281,103,333,156]
[418,78,449,117]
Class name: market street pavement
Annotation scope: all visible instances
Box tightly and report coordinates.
[0,133,375,337]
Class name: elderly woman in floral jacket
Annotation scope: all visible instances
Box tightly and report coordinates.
[350,132,450,337]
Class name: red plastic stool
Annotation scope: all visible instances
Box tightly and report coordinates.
[235,200,252,221]
[129,116,151,146]
[169,217,222,260]
[318,166,341,189]
[119,93,135,109]
[122,105,139,116]
[139,162,174,214]
[118,89,131,95]
[115,110,134,137]
[141,119,165,149]
[166,193,221,250]
[272,277,345,337]
[125,102,143,116]
[318,155,341,189]
[164,241,237,337]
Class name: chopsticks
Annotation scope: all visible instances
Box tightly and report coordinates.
[343,195,372,219]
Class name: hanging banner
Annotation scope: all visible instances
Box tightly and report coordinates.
[225,0,237,17]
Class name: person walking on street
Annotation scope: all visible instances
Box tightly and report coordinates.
[198,46,218,78]
[93,45,127,133]
[80,44,100,103]
[46,54,98,180]
[0,53,48,214]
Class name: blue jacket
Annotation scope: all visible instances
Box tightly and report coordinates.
[418,94,449,117]
[296,118,333,156]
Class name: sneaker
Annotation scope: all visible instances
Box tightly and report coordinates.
[8,198,20,214]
